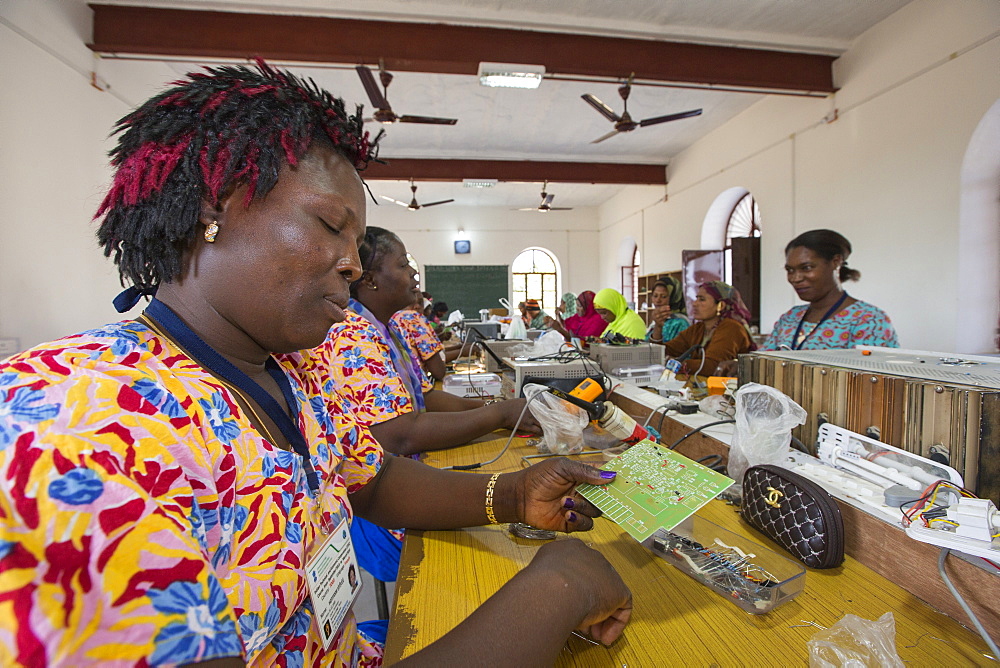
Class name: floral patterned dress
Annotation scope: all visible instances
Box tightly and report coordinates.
[760,300,899,351]
[316,306,432,429]
[389,310,443,362]
[0,320,384,667]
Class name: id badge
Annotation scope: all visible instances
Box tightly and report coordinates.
[305,517,362,650]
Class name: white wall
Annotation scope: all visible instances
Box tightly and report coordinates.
[0,2,141,352]
[0,0,603,351]
[4,0,999,354]
[598,0,1000,352]
[368,203,600,302]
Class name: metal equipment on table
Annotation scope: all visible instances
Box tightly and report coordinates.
[738,347,1000,502]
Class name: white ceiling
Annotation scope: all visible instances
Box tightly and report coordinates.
[86,0,915,208]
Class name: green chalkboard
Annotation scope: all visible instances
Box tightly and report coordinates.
[424,265,509,318]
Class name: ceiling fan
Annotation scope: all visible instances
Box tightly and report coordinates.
[356,63,458,125]
[581,75,702,144]
[517,182,573,212]
[381,181,454,211]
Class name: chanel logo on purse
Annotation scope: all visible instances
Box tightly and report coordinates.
[765,487,784,508]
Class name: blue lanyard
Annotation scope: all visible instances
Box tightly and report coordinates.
[792,292,849,350]
[144,299,321,496]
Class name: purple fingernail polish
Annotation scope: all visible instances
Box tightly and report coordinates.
[563,497,575,509]
[568,511,578,523]
[600,471,617,480]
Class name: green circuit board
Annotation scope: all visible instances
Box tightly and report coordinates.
[578,439,734,542]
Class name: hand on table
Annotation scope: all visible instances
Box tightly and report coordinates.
[529,539,632,645]
[506,458,614,532]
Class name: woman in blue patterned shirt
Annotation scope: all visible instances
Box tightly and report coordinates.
[760,229,899,351]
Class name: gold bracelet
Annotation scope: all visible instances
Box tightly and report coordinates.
[485,473,501,524]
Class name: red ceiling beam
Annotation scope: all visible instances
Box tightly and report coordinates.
[363,159,666,185]
[89,5,836,93]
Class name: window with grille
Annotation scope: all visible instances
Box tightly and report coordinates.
[511,248,559,313]
[723,193,761,284]
[406,252,420,288]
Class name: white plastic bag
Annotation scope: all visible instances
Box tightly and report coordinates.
[524,383,589,454]
[446,310,465,326]
[505,316,527,340]
[727,383,806,489]
[808,612,904,668]
[509,330,565,357]
[699,394,735,419]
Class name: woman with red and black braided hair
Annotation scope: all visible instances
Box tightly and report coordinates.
[0,61,629,667]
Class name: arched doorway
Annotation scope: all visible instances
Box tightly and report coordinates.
[511,247,561,313]
[693,187,762,326]
[958,98,1000,353]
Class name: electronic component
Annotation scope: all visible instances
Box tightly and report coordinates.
[816,424,962,490]
[904,485,1000,560]
[739,346,1000,501]
[611,364,665,387]
[442,372,502,399]
[477,339,526,373]
[508,522,556,540]
[569,377,604,403]
[577,439,733,542]
[647,515,805,615]
[502,356,596,396]
[589,342,665,374]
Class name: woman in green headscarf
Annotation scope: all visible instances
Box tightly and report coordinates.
[593,288,647,340]
[544,292,578,331]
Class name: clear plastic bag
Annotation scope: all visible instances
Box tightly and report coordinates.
[524,383,589,454]
[505,316,527,340]
[509,330,565,357]
[727,383,807,490]
[808,612,904,668]
[699,394,735,419]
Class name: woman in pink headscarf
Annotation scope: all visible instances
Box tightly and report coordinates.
[550,290,608,341]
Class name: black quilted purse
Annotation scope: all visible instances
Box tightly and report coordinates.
[740,465,845,569]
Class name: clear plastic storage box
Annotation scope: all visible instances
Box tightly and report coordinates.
[646,514,806,614]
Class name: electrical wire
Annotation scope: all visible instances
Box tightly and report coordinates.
[643,402,679,428]
[900,480,975,528]
[789,435,814,456]
[696,454,723,469]
[441,390,543,471]
[690,347,707,380]
[938,548,999,658]
[666,419,736,450]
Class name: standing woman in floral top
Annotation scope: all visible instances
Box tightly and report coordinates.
[0,61,630,668]
[760,229,899,350]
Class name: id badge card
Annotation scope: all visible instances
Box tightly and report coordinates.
[305,517,362,650]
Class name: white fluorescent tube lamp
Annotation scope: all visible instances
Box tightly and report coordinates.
[462,179,499,188]
[478,62,545,89]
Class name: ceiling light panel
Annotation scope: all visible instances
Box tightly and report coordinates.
[477,62,545,89]
[463,179,499,188]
